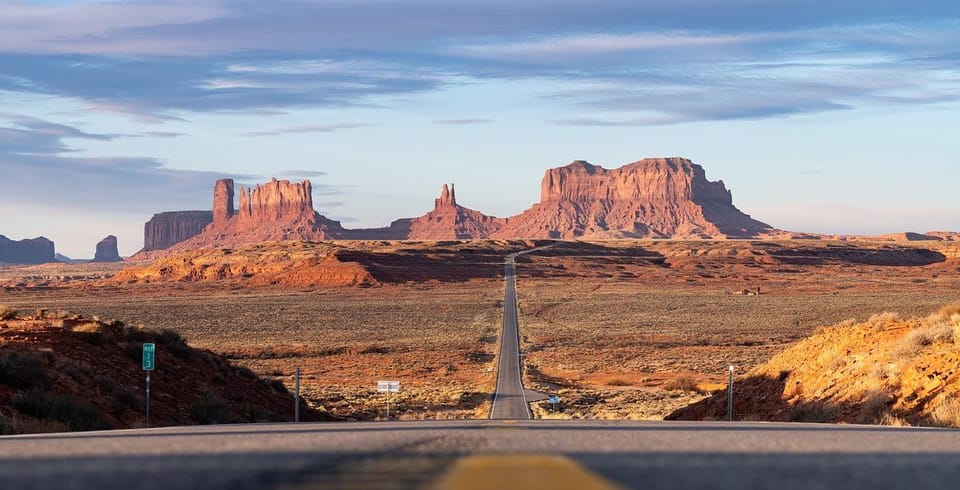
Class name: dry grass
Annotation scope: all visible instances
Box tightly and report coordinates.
[3,282,504,420]
[894,320,955,360]
[931,397,960,428]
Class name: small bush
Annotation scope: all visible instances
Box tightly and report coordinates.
[0,305,17,320]
[190,391,232,425]
[12,389,112,431]
[94,375,116,395]
[269,379,289,394]
[358,345,390,355]
[0,351,49,389]
[237,366,257,380]
[662,376,702,393]
[931,397,960,428]
[158,329,192,361]
[864,312,899,331]
[74,322,108,345]
[894,322,954,359]
[790,404,838,423]
[113,388,142,416]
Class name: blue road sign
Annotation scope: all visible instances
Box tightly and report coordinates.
[549,395,559,404]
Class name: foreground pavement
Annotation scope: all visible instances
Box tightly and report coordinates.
[3,420,960,489]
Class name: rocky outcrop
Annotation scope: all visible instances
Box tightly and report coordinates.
[165,178,344,252]
[92,235,122,262]
[404,184,503,240]
[142,211,213,251]
[493,158,773,239]
[0,235,56,264]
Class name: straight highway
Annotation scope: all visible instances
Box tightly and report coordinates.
[489,246,554,419]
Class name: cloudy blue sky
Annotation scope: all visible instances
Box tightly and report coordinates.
[1,0,958,257]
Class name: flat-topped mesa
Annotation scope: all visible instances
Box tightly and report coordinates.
[212,179,235,223]
[434,183,457,209]
[142,211,214,252]
[540,158,731,204]
[498,157,772,239]
[237,178,315,223]
[0,235,55,264]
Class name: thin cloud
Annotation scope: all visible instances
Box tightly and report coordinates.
[240,123,370,137]
[433,118,494,125]
[275,169,330,178]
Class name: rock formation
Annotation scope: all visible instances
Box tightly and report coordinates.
[163,178,344,252]
[492,158,773,239]
[92,235,122,262]
[405,184,503,240]
[138,157,781,255]
[213,179,235,222]
[0,235,56,264]
[142,211,213,251]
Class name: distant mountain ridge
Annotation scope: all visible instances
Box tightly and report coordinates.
[137,157,783,256]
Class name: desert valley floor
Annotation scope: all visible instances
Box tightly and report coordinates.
[2,239,959,422]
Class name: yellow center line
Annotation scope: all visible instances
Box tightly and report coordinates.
[430,455,621,490]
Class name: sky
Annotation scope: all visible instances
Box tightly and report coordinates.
[0,0,958,258]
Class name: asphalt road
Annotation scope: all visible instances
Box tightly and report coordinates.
[5,420,960,489]
[489,254,533,419]
[489,246,554,420]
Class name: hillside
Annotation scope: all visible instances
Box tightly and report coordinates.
[668,304,960,426]
[0,306,322,434]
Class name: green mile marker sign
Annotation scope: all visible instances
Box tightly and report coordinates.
[142,343,156,371]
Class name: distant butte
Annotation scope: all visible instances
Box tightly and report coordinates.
[136,157,789,256]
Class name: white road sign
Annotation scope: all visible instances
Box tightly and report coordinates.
[377,380,400,393]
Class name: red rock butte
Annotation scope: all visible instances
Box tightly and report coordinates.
[138,157,783,255]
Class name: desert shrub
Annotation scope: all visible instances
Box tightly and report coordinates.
[878,413,910,427]
[930,397,960,428]
[236,366,258,380]
[663,376,702,393]
[0,351,49,389]
[190,391,232,424]
[858,390,891,424]
[0,305,17,320]
[239,403,284,423]
[894,321,954,359]
[936,303,960,319]
[358,344,391,355]
[157,329,192,361]
[269,379,289,394]
[64,366,88,382]
[123,343,143,363]
[94,375,116,395]
[74,322,107,345]
[789,404,838,423]
[12,389,112,431]
[864,312,899,331]
[113,387,142,416]
[122,326,157,343]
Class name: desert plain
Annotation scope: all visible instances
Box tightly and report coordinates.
[3,238,958,422]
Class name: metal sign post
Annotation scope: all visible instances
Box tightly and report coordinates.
[294,367,301,423]
[727,365,735,422]
[377,380,400,420]
[143,343,155,428]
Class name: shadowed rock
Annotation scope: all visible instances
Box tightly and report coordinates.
[92,235,122,262]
